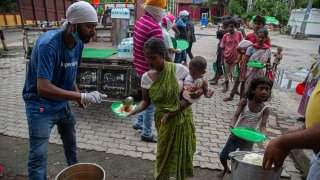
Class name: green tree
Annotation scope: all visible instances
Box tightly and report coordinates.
[205,0,215,20]
[0,0,19,12]
[245,0,290,23]
[227,0,247,16]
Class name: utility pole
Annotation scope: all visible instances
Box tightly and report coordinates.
[300,0,313,35]
[247,0,253,12]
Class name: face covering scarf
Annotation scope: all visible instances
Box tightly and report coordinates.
[143,4,166,23]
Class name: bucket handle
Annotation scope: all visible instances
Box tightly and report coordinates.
[234,161,239,171]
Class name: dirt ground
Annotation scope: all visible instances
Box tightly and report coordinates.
[0,134,233,180]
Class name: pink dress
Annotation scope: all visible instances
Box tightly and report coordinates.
[220,31,243,66]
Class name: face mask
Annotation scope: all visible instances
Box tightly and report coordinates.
[154,10,165,23]
[183,17,189,22]
[72,31,81,42]
[144,5,165,23]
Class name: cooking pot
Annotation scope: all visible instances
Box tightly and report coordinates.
[229,151,283,180]
[55,163,105,180]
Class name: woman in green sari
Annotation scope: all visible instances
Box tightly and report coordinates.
[132,38,203,180]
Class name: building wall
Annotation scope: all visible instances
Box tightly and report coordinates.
[288,8,320,36]
[177,4,223,20]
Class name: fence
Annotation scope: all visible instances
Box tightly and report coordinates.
[0,13,35,28]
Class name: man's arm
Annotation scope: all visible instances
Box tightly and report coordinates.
[186,23,191,42]
[73,81,88,108]
[37,78,81,101]
[263,124,320,171]
[172,24,180,36]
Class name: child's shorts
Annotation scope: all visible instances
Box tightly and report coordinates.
[220,134,254,160]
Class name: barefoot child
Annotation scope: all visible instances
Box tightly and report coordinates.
[210,29,227,85]
[161,56,214,124]
[217,77,273,179]
[272,47,283,72]
[220,18,243,93]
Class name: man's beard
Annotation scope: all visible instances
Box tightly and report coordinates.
[77,25,92,43]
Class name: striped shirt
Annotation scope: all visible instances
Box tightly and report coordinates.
[133,12,163,75]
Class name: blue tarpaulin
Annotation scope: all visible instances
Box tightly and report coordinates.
[193,0,203,4]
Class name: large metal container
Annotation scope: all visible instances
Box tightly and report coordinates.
[55,163,105,180]
[111,19,129,45]
[229,151,283,180]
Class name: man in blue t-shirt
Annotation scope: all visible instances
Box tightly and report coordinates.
[22,2,106,179]
[174,10,189,64]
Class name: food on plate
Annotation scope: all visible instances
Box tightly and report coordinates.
[241,153,264,166]
[120,104,133,112]
[114,104,137,116]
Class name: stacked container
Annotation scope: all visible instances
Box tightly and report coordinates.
[111,8,130,46]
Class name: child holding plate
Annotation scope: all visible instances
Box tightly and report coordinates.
[217,77,273,179]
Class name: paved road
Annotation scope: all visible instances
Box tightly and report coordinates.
[0,26,305,179]
[1,30,23,44]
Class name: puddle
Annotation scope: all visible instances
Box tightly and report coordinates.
[276,69,308,91]
[277,78,299,90]
[294,69,308,77]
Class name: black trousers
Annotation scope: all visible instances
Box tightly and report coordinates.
[185,42,193,60]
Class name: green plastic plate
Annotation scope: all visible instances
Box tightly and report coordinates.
[111,102,139,119]
[247,61,266,68]
[171,37,177,49]
[212,62,217,73]
[176,39,190,51]
[230,127,266,142]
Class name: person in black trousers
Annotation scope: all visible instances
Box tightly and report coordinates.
[186,16,196,62]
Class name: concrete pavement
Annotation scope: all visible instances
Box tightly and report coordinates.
[0,26,309,179]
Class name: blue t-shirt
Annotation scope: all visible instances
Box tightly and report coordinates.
[175,18,187,40]
[23,29,83,118]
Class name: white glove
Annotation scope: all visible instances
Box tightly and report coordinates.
[81,91,107,104]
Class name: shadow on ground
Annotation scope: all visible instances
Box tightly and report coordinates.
[0,134,232,180]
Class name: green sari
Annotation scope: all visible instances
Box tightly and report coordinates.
[149,62,196,180]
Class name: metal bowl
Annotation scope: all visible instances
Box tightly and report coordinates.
[229,151,283,180]
[55,163,105,180]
